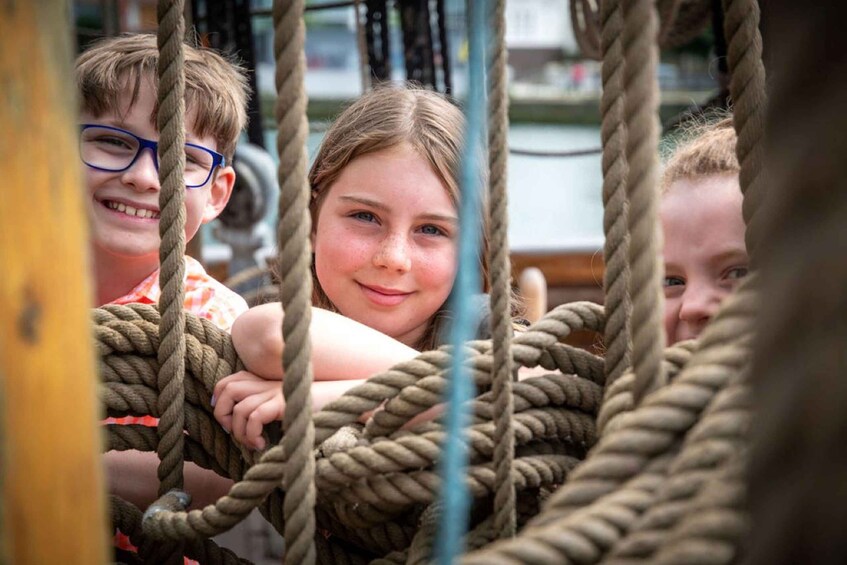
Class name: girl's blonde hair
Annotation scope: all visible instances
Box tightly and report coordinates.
[75,33,249,161]
[308,84,491,351]
[662,116,739,192]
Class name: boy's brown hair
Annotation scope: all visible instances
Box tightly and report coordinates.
[661,116,739,192]
[75,33,249,160]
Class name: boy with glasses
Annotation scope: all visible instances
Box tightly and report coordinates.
[75,33,250,556]
[77,33,249,328]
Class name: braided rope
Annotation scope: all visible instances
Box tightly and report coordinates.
[571,0,601,60]
[596,340,696,434]
[622,0,666,404]
[273,0,316,563]
[572,0,712,60]
[598,0,632,392]
[722,0,768,261]
[98,305,600,559]
[155,0,188,499]
[485,0,516,539]
[457,270,758,563]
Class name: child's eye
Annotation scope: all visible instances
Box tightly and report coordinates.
[663,276,685,287]
[725,266,749,281]
[351,211,377,223]
[419,224,447,236]
[95,135,134,151]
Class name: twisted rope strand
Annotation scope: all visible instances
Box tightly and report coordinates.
[599,0,632,392]
[155,0,188,499]
[273,0,316,562]
[621,0,666,404]
[722,0,768,261]
[486,0,516,539]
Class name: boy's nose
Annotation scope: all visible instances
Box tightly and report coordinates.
[373,234,412,273]
[120,146,160,192]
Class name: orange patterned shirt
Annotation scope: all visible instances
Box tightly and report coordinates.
[105,256,246,560]
[106,255,247,428]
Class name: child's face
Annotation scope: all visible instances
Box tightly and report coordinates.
[313,143,459,347]
[661,173,748,344]
[79,77,234,266]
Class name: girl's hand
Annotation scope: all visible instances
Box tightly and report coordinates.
[213,371,284,450]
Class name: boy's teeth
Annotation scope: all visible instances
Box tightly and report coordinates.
[106,201,159,219]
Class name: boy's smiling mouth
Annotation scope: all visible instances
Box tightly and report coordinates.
[102,199,160,220]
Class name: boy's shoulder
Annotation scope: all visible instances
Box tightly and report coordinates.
[110,256,247,332]
[182,256,248,331]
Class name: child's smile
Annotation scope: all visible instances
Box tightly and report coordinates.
[313,143,459,347]
[80,77,228,265]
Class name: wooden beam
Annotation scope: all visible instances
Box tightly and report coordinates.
[0,1,108,563]
[512,250,605,288]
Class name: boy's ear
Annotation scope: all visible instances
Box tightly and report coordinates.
[202,165,236,224]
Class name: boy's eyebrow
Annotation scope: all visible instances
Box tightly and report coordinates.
[338,195,458,223]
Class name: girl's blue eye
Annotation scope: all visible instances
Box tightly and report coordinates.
[420,224,445,236]
[352,211,376,223]
[663,276,685,287]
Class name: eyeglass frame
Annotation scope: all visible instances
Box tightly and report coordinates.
[79,123,226,189]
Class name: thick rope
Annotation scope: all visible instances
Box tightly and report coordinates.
[486,0,515,540]
[598,0,632,391]
[570,0,601,60]
[571,0,713,60]
[155,0,188,501]
[99,305,599,558]
[722,0,768,261]
[457,270,758,563]
[621,0,666,404]
[273,0,316,563]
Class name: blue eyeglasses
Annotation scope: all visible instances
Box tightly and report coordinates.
[79,124,226,189]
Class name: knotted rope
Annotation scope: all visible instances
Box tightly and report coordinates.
[485,0,516,541]
[273,0,316,563]
[102,302,604,562]
[109,2,770,563]
[155,0,188,496]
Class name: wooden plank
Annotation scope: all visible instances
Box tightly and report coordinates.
[0,1,108,563]
[512,250,605,287]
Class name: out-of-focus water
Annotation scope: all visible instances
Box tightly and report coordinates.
[205,124,604,256]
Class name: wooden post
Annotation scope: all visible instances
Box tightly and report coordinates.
[0,1,108,563]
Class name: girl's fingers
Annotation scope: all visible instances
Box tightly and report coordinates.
[213,377,275,425]
[231,391,272,447]
[245,394,286,450]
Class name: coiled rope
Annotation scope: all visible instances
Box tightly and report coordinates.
[108,1,771,563]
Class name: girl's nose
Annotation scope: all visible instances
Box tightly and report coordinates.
[373,234,412,273]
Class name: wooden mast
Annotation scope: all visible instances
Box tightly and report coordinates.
[0,1,108,563]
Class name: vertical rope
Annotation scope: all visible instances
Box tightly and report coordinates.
[435,0,488,561]
[486,0,515,540]
[273,1,316,563]
[155,0,188,496]
[622,0,666,405]
[722,0,767,261]
[353,0,372,92]
[599,0,632,391]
